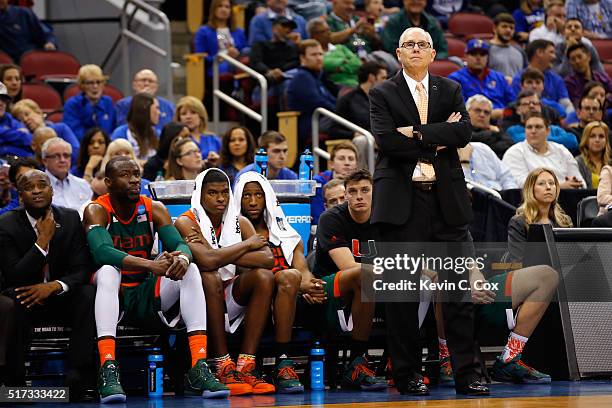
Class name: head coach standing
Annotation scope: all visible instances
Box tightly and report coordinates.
[368,27,488,396]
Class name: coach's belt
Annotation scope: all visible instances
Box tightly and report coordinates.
[412,181,436,191]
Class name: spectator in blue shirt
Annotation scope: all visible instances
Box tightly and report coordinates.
[0,81,31,157]
[518,67,566,119]
[0,0,56,63]
[12,98,80,164]
[512,0,545,43]
[448,39,514,122]
[286,39,337,150]
[235,130,297,183]
[311,141,357,224]
[115,69,175,134]
[0,157,40,216]
[459,142,518,191]
[63,64,116,142]
[511,39,575,114]
[248,0,308,46]
[506,90,578,152]
[174,96,222,168]
[194,0,247,78]
[111,93,160,165]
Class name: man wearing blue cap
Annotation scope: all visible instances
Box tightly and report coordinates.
[448,39,514,121]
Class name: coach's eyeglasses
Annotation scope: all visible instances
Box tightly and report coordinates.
[400,41,432,50]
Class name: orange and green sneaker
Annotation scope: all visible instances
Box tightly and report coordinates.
[491,354,551,384]
[240,361,276,394]
[341,356,387,391]
[216,359,253,396]
[273,359,304,393]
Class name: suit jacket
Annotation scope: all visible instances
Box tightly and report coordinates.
[0,205,93,290]
[369,71,473,226]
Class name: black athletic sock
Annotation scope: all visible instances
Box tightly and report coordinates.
[275,342,291,362]
[349,339,369,361]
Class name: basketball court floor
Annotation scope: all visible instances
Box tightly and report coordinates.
[33,380,612,407]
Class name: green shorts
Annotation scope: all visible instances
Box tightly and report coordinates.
[320,272,352,332]
[121,276,179,331]
[475,271,514,330]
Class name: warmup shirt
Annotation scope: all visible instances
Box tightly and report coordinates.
[314,201,377,278]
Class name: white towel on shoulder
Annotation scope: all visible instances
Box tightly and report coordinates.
[233,171,302,265]
[190,168,242,281]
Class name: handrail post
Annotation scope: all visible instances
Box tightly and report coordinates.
[211,52,268,133]
[311,107,376,174]
[312,110,320,174]
[213,54,220,134]
[117,0,173,99]
[121,2,130,95]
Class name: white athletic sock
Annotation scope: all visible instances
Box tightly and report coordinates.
[94,265,121,338]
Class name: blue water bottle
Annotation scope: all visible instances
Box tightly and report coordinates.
[299,149,314,180]
[148,351,164,398]
[310,341,325,390]
[254,148,268,177]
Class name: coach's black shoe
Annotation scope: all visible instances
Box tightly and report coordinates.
[397,378,429,396]
[456,380,490,396]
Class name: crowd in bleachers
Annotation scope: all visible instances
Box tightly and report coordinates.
[2,0,612,402]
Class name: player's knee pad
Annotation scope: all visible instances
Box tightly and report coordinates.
[95,265,121,289]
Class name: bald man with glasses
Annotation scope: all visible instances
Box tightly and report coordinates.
[369,27,488,396]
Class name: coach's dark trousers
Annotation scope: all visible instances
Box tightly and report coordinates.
[2,285,96,386]
[377,187,480,389]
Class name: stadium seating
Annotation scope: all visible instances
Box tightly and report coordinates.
[603,63,612,80]
[0,50,13,64]
[46,111,63,123]
[20,50,80,81]
[429,60,462,77]
[446,37,466,58]
[576,196,599,227]
[448,12,495,39]
[21,82,63,112]
[591,39,612,62]
[63,83,125,104]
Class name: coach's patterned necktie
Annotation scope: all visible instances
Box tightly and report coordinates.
[415,82,436,180]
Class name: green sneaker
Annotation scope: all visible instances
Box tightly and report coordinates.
[185,359,230,399]
[491,354,552,384]
[341,355,387,391]
[273,359,304,393]
[98,360,126,404]
[439,356,455,386]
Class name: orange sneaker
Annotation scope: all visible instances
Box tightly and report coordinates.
[217,360,253,396]
[240,361,276,394]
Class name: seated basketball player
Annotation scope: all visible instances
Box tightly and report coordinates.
[82,157,229,403]
[175,169,291,395]
[434,265,558,384]
[232,171,321,392]
[304,169,387,391]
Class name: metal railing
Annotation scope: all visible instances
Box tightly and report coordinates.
[466,179,502,199]
[212,52,268,133]
[311,108,375,174]
[120,0,173,100]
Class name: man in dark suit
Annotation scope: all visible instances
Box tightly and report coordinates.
[0,169,95,400]
[369,27,488,396]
